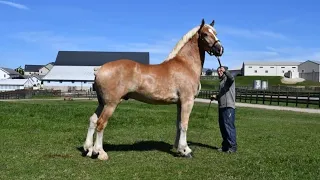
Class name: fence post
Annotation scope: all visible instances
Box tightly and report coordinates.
[250,89,253,103]
[270,90,273,105]
[278,89,280,106]
[239,89,242,102]
[263,90,265,104]
[256,90,258,104]
[286,91,289,106]
[296,91,298,107]
[307,92,310,108]
[245,88,248,103]
[318,92,320,108]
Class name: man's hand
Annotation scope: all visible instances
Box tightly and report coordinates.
[220,66,225,73]
[210,95,217,101]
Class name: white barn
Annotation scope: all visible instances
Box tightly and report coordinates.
[0,79,33,92]
[242,61,301,78]
[42,51,150,92]
[0,67,22,79]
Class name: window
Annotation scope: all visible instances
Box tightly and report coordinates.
[281,67,285,68]
[259,66,263,68]
[4,74,6,78]
[292,67,296,68]
[248,66,252,68]
[265,70,268,73]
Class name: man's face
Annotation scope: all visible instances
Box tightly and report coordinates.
[217,67,224,78]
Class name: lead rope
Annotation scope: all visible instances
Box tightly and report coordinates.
[190,56,222,157]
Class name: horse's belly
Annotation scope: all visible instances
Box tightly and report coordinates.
[127,91,179,104]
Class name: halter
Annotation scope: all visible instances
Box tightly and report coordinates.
[199,34,223,68]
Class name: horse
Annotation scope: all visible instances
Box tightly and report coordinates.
[83,19,224,160]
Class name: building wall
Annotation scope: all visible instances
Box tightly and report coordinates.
[0,85,25,91]
[42,80,94,91]
[0,79,33,91]
[299,61,320,82]
[38,67,50,75]
[0,70,9,79]
[24,71,39,76]
[244,65,299,78]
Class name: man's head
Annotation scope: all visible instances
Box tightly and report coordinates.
[217,66,228,79]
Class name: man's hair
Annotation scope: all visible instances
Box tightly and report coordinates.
[217,66,228,71]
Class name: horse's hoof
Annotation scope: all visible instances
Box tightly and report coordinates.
[91,151,99,159]
[82,149,89,157]
[185,152,193,158]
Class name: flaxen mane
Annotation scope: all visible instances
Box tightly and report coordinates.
[163,25,201,62]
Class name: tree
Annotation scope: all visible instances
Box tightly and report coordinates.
[15,66,24,75]
[205,69,213,76]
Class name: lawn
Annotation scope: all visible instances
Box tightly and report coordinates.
[200,76,320,90]
[0,100,319,180]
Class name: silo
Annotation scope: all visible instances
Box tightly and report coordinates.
[253,80,261,89]
[261,81,268,90]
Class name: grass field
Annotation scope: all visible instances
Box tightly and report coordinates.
[0,100,319,179]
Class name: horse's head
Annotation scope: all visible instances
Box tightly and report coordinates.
[197,19,224,57]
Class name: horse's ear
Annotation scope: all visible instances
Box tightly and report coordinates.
[200,19,205,27]
[199,19,205,32]
[210,20,215,27]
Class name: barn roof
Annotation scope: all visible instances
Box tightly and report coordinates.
[25,65,44,72]
[0,67,20,75]
[243,61,302,66]
[0,79,29,85]
[42,66,98,81]
[54,51,150,66]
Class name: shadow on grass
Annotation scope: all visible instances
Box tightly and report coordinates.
[77,140,219,158]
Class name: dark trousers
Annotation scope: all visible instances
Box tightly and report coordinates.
[218,107,237,151]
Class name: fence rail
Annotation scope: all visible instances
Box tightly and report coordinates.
[197,89,320,108]
[1,88,320,108]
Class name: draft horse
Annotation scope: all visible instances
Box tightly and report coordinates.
[83,19,224,160]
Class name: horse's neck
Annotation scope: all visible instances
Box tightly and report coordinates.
[177,35,205,78]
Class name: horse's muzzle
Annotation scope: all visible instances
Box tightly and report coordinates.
[208,45,224,57]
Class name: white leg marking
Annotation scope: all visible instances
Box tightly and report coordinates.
[93,131,109,160]
[177,100,194,156]
[84,113,98,157]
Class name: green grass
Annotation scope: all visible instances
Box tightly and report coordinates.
[200,76,320,90]
[0,100,319,179]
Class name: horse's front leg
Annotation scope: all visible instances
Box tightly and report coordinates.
[174,103,181,149]
[177,98,194,158]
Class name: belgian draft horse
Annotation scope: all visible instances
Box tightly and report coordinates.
[83,19,224,160]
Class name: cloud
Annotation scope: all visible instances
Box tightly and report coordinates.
[10,30,318,70]
[213,46,320,70]
[0,0,29,10]
[9,31,179,63]
[218,26,288,40]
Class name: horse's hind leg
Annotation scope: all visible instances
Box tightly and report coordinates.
[83,105,103,157]
[92,102,118,160]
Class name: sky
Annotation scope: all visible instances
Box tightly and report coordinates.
[0,0,319,70]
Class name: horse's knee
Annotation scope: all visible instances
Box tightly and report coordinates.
[96,118,105,132]
[89,114,98,128]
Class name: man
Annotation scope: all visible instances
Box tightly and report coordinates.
[211,66,237,153]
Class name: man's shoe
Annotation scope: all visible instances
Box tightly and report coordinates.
[217,147,228,152]
[217,147,236,153]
